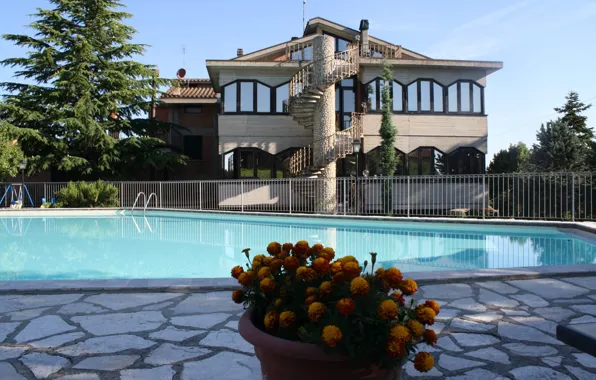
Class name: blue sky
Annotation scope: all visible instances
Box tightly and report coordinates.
[1,0,596,160]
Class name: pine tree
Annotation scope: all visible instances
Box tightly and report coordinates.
[379,61,397,176]
[529,119,587,172]
[554,91,593,143]
[0,0,183,179]
[487,142,530,174]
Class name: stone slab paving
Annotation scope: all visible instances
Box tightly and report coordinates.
[0,277,594,379]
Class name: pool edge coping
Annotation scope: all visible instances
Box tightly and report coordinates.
[0,208,595,293]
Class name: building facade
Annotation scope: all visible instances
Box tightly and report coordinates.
[157,17,502,180]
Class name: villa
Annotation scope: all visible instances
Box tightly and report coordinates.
[156,17,502,181]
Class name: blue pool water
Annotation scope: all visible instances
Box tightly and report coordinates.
[1,213,595,281]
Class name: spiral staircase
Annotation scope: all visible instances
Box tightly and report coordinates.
[284,44,364,178]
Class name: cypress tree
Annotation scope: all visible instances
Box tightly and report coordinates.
[0,0,183,179]
[379,60,397,176]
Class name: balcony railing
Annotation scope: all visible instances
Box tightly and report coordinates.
[361,42,403,59]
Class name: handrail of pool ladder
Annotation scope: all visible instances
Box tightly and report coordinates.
[144,193,157,214]
[131,192,146,214]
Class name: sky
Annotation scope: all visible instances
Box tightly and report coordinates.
[1,0,596,160]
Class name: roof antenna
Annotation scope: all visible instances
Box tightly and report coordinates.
[303,0,306,32]
[182,45,186,68]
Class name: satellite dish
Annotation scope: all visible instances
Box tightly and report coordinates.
[176,68,187,79]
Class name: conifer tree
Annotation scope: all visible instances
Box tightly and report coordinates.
[379,61,397,176]
[554,91,593,143]
[0,0,183,179]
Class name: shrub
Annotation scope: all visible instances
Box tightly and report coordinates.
[55,181,119,208]
[231,242,438,373]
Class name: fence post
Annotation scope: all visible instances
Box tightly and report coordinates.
[482,174,486,219]
[241,180,244,212]
[199,181,203,210]
[159,182,163,209]
[289,179,292,214]
[571,173,575,222]
[343,178,346,216]
[43,183,47,201]
[121,182,125,208]
[407,176,410,218]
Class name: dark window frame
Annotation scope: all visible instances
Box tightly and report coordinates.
[221,80,274,115]
[221,147,301,179]
[404,79,446,114]
[365,146,407,175]
[273,81,291,115]
[448,147,486,174]
[446,80,485,115]
[407,146,447,175]
[183,106,203,114]
[364,77,406,114]
[323,31,353,52]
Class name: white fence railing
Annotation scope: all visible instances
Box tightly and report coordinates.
[2,172,596,220]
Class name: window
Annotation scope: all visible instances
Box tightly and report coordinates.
[393,82,403,112]
[257,83,271,113]
[406,80,444,113]
[343,90,355,113]
[448,148,485,174]
[433,83,443,112]
[407,83,417,112]
[407,147,446,175]
[290,45,313,61]
[183,135,202,160]
[275,83,289,113]
[222,81,273,114]
[184,106,202,114]
[366,78,404,113]
[366,81,377,111]
[365,147,406,176]
[224,83,237,113]
[446,81,484,114]
[420,81,431,111]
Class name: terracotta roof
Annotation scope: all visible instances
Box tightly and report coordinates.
[161,78,216,99]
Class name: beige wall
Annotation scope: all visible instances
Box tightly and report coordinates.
[219,115,311,154]
[219,68,298,88]
[363,114,487,154]
[360,66,488,87]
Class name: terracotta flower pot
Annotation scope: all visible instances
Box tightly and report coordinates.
[239,311,401,380]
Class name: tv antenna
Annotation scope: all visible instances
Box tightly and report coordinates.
[303,0,306,32]
[182,45,186,68]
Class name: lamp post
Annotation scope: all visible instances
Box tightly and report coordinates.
[18,159,27,185]
[352,139,361,215]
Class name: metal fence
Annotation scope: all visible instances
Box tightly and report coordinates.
[1,172,595,221]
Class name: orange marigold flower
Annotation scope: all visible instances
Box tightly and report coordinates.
[274,298,283,308]
[258,266,271,280]
[263,256,273,266]
[308,302,326,323]
[386,339,405,357]
[260,278,276,294]
[414,352,434,373]
[332,272,346,284]
[283,256,300,271]
[343,261,361,280]
[399,278,418,296]
[336,298,356,316]
[270,259,283,273]
[278,250,290,260]
[312,243,324,253]
[319,247,335,261]
[305,295,317,306]
[375,267,385,278]
[338,255,357,264]
[279,311,297,328]
[329,261,343,275]
[312,258,330,274]
[424,300,441,315]
[292,240,310,258]
[267,242,282,256]
[389,324,411,343]
[282,242,294,252]
[389,291,405,306]
[305,287,318,297]
[416,306,436,326]
[350,277,370,296]
[231,290,244,304]
[322,325,343,347]
[237,272,253,286]
[231,265,244,279]
[384,268,403,288]
[296,267,316,281]
[319,281,333,296]
[423,329,438,346]
[407,320,424,338]
[252,254,266,270]
[264,310,279,330]
[378,299,399,320]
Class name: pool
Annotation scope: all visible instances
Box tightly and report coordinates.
[1,212,596,281]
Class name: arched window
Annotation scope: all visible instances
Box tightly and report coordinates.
[407,147,446,175]
[405,79,445,113]
[448,148,485,174]
[222,148,276,178]
[222,80,272,114]
[365,78,404,113]
[447,81,484,114]
[275,82,290,114]
[365,147,406,176]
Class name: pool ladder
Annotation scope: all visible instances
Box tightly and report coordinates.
[131,192,158,215]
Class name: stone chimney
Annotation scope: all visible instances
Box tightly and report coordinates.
[237,48,244,57]
[359,19,369,56]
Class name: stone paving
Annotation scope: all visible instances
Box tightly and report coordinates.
[0,277,595,379]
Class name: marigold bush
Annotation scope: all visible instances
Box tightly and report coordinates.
[231,242,438,372]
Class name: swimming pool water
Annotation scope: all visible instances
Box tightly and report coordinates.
[1,213,595,280]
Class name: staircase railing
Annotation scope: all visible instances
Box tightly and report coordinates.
[360,42,403,59]
[285,112,364,176]
[289,44,360,100]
